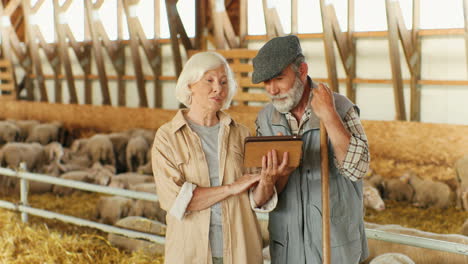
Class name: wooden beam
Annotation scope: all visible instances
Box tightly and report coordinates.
[347,0,356,103]
[84,0,112,105]
[291,0,298,34]
[239,0,248,47]
[464,0,468,77]
[262,0,284,39]
[165,0,183,76]
[320,0,340,93]
[410,0,421,121]
[385,0,406,121]
[195,0,206,50]
[23,0,49,102]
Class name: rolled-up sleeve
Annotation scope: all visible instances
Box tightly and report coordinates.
[152,130,196,220]
[249,187,278,212]
[334,107,370,181]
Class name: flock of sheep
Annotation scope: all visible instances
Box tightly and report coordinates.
[0,119,168,251]
[1,119,467,262]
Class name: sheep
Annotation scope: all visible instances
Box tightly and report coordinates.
[88,162,115,186]
[108,132,130,173]
[461,219,468,236]
[95,196,134,225]
[407,173,454,209]
[369,253,415,264]
[61,147,92,171]
[0,121,20,145]
[0,142,47,173]
[126,135,149,172]
[108,216,165,255]
[455,154,468,210]
[26,122,62,145]
[382,176,414,202]
[365,222,468,264]
[7,119,40,142]
[85,134,115,166]
[129,200,166,224]
[129,182,156,194]
[52,171,94,195]
[108,173,153,189]
[125,128,156,145]
[363,185,385,212]
[364,173,384,190]
[137,149,152,175]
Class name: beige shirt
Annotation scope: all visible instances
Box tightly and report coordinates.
[152,110,263,264]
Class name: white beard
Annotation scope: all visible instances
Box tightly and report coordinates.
[270,77,304,113]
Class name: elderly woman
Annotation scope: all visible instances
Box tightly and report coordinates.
[152,52,279,264]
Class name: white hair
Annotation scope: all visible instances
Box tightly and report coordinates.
[175,52,237,110]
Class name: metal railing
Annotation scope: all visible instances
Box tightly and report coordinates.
[0,166,467,255]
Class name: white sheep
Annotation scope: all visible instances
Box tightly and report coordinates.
[407,173,454,209]
[52,171,94,195]
[126,135,149,172]
[85,134,115,166]
[455,155,468,211]
[382,176,414,202]
[0,121,20,145]
[26,121,62,145]
[107,216,165,255]
[364,185,386,212]
[95,196,134,225]
[369,253,415,264]
[7,119,40,142]
[108,173,153,189]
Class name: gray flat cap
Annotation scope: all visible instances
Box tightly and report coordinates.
[252,35,303,84]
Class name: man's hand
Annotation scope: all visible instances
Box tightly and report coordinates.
[260,150,295,185]
[311,83,336,121]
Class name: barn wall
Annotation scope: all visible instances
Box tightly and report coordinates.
[6,35,467,125]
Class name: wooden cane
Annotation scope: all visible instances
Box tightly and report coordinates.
[320,121,331,264]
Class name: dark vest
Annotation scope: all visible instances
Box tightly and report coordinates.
[255,88,369,264]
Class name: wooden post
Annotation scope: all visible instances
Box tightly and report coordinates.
[195,0,206,50]
[385,0,407,121]
[262,0,284,39]
[239,0,248,48]
[84,0,112,105]
[320,121,331,264]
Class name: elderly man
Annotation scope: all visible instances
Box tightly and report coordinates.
[252,35,370,263]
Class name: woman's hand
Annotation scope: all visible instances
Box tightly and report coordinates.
[228,173,261,195]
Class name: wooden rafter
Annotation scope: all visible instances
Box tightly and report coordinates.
[165,0,192,77]
[23,0,65,103]
[209,0,239,49]
[84,0,111,105]
[123,0,163,107]
[262,0,284,39]
[385,0,421,121]
[53,0,91,104]
[0,0,34,100]
[320,0,356,102]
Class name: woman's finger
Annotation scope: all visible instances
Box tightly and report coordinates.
[272,149,278,169]
[262,155,267,172]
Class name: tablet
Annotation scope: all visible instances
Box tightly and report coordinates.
[243,135,303,168]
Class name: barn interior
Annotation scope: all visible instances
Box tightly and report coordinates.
[0,0,467,263]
